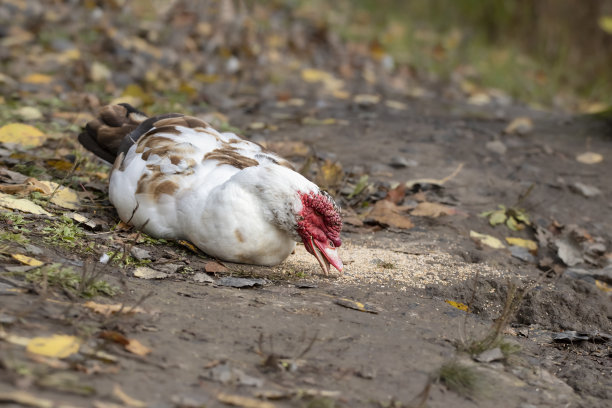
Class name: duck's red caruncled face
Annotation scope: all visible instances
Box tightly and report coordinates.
[297,191,343,274]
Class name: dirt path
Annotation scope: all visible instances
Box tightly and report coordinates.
[1,96,611,408]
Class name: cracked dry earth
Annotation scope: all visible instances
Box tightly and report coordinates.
[1,97,611,408]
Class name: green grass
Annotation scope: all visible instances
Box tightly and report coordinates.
[42,216,85,247]
[24,263,117,298]
[437,360,481,397]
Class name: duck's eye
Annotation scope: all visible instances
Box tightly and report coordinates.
[329,240,334,248]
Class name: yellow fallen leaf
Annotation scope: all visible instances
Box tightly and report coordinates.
[301,68,345,93]
[301,68,332,82]
[125,339,151,356]
[26,335,81,358]
[49,185,80,210]
[0,123,46,147]
[576,152,603,165]
[467,93,491,106]
[385,100,407,110]
[598,16,612,34]
[11,254,44,267]
[470,231,505,249]
[445,300,469,312]
[316,160,343,189]
[505,237,538,252]
[353,94,381,105]
[22,73,53,84]
[83,301,146,316]
[0,193,52,216]
[113,384,146,408]
[248,122,266,130]
[595,280,611,292]
[504,117,533,135]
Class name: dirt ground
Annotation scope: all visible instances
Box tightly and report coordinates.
[1,2,612,408]
[1,95,611,408]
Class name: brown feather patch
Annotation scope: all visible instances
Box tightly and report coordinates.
[153,180,179,199]
[152,116,209,130]
[234,229,245,243]
[203,148,259,170]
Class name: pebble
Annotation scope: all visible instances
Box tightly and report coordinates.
[389,156,418,168]
[570,182,601,198]
[475,347,504,363]
[130,246,152,260]
[193,273,214,283]
[486,140,507,155]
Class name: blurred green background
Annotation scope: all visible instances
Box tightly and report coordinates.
[299,0,612,111]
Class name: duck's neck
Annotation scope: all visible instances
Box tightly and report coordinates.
[231,165,319,238]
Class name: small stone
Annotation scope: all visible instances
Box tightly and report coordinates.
[509,245,536,263]
[25,244,44,256]
[193,273,214,283]
[130,246,152,260]
[16,106,43,121]
[155,263,183,274]
[486,140,507,155]
[570,182,601,198]
[389,156,418,168]
[474,347,504,363]
[134,267,168,280]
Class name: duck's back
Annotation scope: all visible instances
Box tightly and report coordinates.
[108,115,291,239]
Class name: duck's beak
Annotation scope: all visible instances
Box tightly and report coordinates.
[303,236,343,275]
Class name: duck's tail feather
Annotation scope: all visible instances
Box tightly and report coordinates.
[78,103,149,163]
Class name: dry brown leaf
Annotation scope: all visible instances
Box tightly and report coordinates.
[384,184,406,205]
[367,200,414,229]
[341,207,363,227]
[204,261,228,273]
[125,339,152,356]
[99,330,130,346]
[410,202,456,217]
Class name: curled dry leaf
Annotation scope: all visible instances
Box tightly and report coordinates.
[366,200,414,229]
[410,202,456,217]
[505,237,538,253]
[504,117,533,135]
[11,254,44,267]
[470,231,505,249]
[445,300,469,312]
[384,183,406,205]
